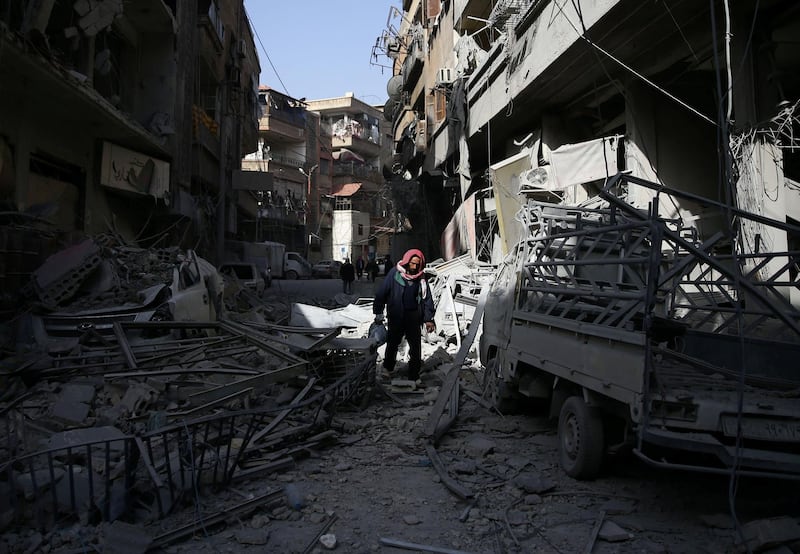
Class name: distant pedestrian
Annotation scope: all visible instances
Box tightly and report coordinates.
[356,256,365,280]
[383,255,392,276]
[340,258,355,294]
[365,258,378,282]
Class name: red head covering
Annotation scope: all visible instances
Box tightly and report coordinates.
[397,248,426,280]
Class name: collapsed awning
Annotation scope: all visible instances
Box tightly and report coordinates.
[332,182,362,197]
[332,148,365,164]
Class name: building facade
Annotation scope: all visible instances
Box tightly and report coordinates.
[380,0,800,279]
[240,87,311,254]
[0,0,261,300]
[306,93,392,265]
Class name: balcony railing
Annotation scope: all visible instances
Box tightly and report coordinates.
[333,163,382,182]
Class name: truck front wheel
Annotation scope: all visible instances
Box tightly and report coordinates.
[285,269,298,280]
[558,396,604,480]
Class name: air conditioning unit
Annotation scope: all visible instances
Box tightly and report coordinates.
[436,67,455,85]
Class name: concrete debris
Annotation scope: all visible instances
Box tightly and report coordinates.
[32,238,102,309]
[598,520,634,542]
[101,520,151,554]
[234,528,269,545]
[740,517,800,552]
[319,532,337,549]
[0,238,388,548]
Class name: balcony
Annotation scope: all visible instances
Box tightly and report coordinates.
[241,157,305,186]
[122,0,176,33]
[331,135,382,160]
[259,111,306,143]
[333,163,383,184]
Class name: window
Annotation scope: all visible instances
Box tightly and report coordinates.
[358,224,364,236]
[208,2,224,42]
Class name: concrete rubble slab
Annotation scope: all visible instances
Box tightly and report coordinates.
[32,238,102,307]
[59,383,97,404]
[101,520,152,554]
[741,517,800,552]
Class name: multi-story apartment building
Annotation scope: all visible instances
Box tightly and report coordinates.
[306,93,392,264]
[382,0,800,276]
[0,0,261,296]
[240,87,311,254]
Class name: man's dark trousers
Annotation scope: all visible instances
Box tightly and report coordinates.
[383,310,422,380]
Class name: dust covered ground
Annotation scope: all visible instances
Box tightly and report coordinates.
[4,277,799,554]
[152,364,800,554]
[150,280,800,554]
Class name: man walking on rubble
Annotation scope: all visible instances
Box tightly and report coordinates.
[373,248,436,382]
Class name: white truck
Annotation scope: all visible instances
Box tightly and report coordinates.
[224,240,312,281]
[480,174,800,481]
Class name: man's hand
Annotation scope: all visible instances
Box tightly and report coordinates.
[425,321,435,333]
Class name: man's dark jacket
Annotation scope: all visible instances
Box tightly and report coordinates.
[373,267,435,324]
[340,262,355,281]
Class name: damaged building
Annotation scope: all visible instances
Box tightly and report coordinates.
[0,0,262,317]
[380,0,800,270]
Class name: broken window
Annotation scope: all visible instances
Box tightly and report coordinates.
[28,153,85,231]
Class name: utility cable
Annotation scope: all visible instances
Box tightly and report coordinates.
[551,0,716,127]
[243,6,291,97]
[710,1,749,552]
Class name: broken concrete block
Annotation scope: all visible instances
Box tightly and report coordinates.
[741,517,800,552]
[102,519,151,553]
[15,468,65,500]
[451,460,477,474]
[599,520,633,542]
[512,473,556,494]
[235,529,269,546]
[51,399,90,426]
[54,467,93,513]
[319,533,337,550]
[700,513,734,529]
[60,383,96,404]
[119,382,157,415]
[463,435,496,458]
[32,239,101,307]
[47,426,127,451]
[73,0,93,17]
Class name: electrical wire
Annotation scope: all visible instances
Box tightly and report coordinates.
[551,0,717,127]
[243,6,291,97]
[709,1,749,551]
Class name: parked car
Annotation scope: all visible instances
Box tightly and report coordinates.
[219,262,265,296]
[311,259,342,279]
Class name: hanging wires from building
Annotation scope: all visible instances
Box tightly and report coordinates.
[551,0,717,127]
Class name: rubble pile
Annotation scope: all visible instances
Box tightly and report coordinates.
[0,238,510,551]
[0,317,377,548]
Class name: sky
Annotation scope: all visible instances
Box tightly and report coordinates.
[243,1,400,106]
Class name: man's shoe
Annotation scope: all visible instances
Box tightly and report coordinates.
[380,367,395,380]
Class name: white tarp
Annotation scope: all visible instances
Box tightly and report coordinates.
[548,135,622,190]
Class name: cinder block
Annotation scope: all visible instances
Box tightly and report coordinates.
[59,383,96,404]
[51,400,90,426]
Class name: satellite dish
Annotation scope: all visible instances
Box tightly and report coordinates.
[387,75,404,99]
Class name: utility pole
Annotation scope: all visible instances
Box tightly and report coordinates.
[299,164,318,258]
